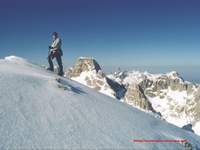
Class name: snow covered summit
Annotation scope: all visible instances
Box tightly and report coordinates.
[0,56,200,149]
[4,55,27,62]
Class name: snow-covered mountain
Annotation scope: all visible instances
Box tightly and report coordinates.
[109,70,200,136]
[65,57,200,136]
[65,57,126,99]
[1,56,200,149]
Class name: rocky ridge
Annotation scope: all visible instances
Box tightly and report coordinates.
[65,57,200,135]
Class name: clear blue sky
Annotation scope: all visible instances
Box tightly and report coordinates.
[1,0,200,67]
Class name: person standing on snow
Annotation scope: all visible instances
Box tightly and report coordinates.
[47,32,64,76]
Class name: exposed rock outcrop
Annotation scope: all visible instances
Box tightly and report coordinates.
[124,84,155,111]
[65,57,126,99]
[66,57,101,78]
[182,124,194,133]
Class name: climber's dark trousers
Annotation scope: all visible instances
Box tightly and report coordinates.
[48,53,63,74]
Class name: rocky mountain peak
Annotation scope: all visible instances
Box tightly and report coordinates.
[165,71,184,82]
[66,57,102,78]
[65,57,125,99]
[167,71,181,78]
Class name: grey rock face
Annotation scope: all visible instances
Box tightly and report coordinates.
[138,78,153,91]
[151,74,186,92]
[124,84,155,111]
[66,57,101,78]
[169,78,186,91]
[182,124,194,133]
[191,88,200,121]
[153,76,170,91]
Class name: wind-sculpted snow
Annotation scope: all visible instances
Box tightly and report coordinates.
[0,56,200,149]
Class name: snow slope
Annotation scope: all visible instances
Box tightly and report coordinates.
[0,56,200,149]
[109,70,200,136]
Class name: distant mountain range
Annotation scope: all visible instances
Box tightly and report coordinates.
[65,57,200,136]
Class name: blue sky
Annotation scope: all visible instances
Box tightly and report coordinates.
[1,0,200,67]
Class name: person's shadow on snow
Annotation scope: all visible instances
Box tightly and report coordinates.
[56,78,86,94]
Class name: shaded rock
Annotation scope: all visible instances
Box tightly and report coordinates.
[124,84,155,111]
[145,90,157,97]
[106,77,126,99]
[182,124,194,133]
[153,77,169,91]
[169,78,186,91]
[138,79,153,90]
